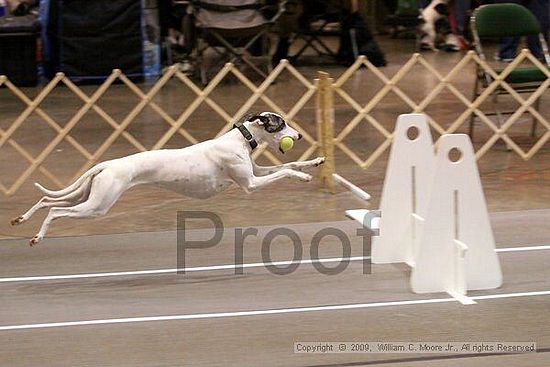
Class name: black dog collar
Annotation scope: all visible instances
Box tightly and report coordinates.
[233,122,258,151]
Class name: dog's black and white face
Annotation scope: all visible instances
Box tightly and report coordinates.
[247,112,302,153]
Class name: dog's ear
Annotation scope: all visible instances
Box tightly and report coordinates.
[238,113,265,125]
[239,113,255,124]
[247,113,269,125]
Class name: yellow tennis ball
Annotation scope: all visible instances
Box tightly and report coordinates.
[279,136,294,152]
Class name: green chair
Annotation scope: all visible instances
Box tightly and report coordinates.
[385,0,421,45]
[469,3,550,140]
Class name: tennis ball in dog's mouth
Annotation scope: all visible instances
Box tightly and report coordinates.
[279,136,294,152]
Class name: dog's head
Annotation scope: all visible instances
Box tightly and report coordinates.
[245,112,302,154]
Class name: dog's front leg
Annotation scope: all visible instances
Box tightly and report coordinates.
[239,169,312,193]
[252,157,325,175]
[230,159,312,193]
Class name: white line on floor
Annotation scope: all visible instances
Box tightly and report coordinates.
[472,290,550,300]
[0,290,548,331]
[1,245,549,284]
[495,245,550,253]
[0,256,371,283]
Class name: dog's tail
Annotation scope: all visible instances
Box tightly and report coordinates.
[34,162,107,198]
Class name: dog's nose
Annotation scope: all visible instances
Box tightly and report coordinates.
[298,133,302,140]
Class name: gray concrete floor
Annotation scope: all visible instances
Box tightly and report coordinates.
[0,36,549,366]
[0,212,549,367]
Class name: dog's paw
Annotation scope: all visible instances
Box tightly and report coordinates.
[29,235,42,247]
[295,172,313,182]
[10,216,23,226]
[314,157,326,166]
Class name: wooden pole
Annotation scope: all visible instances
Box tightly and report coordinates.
[316,71,336,193]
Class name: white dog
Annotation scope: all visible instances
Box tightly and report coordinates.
[11,112,325,246]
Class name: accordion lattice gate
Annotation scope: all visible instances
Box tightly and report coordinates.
[1,50,549,197]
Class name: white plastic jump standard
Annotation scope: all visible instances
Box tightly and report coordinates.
[410,134,502,301]
[372,114,435,266]
[347,114,502,305]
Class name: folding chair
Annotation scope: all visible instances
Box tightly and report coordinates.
[469,3,550,141]
[287,1,341,63]
[385,0,421,40]
[192,0,284,84]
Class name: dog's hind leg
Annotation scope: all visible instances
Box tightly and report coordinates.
[11,176,93,226]
[30,171,126,246]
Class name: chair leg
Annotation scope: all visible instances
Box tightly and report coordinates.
[468,76,479,140]
[531,96,540,137]
[310,38,328,56]
[210,30,269,79]
[196,39,208,85]
[491,92,511,151]
[200,65,207,85]
[230,53,268,78]
[290,35,315,61]
[468,111,475,140]
[264,34,273,76]
[164,37,173,66]
[311,35,337,58]
[290,33,337,62]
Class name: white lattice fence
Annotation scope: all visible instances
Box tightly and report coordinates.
[331,50,550,169]
[0,60,317,196]
[1,51,549,197]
